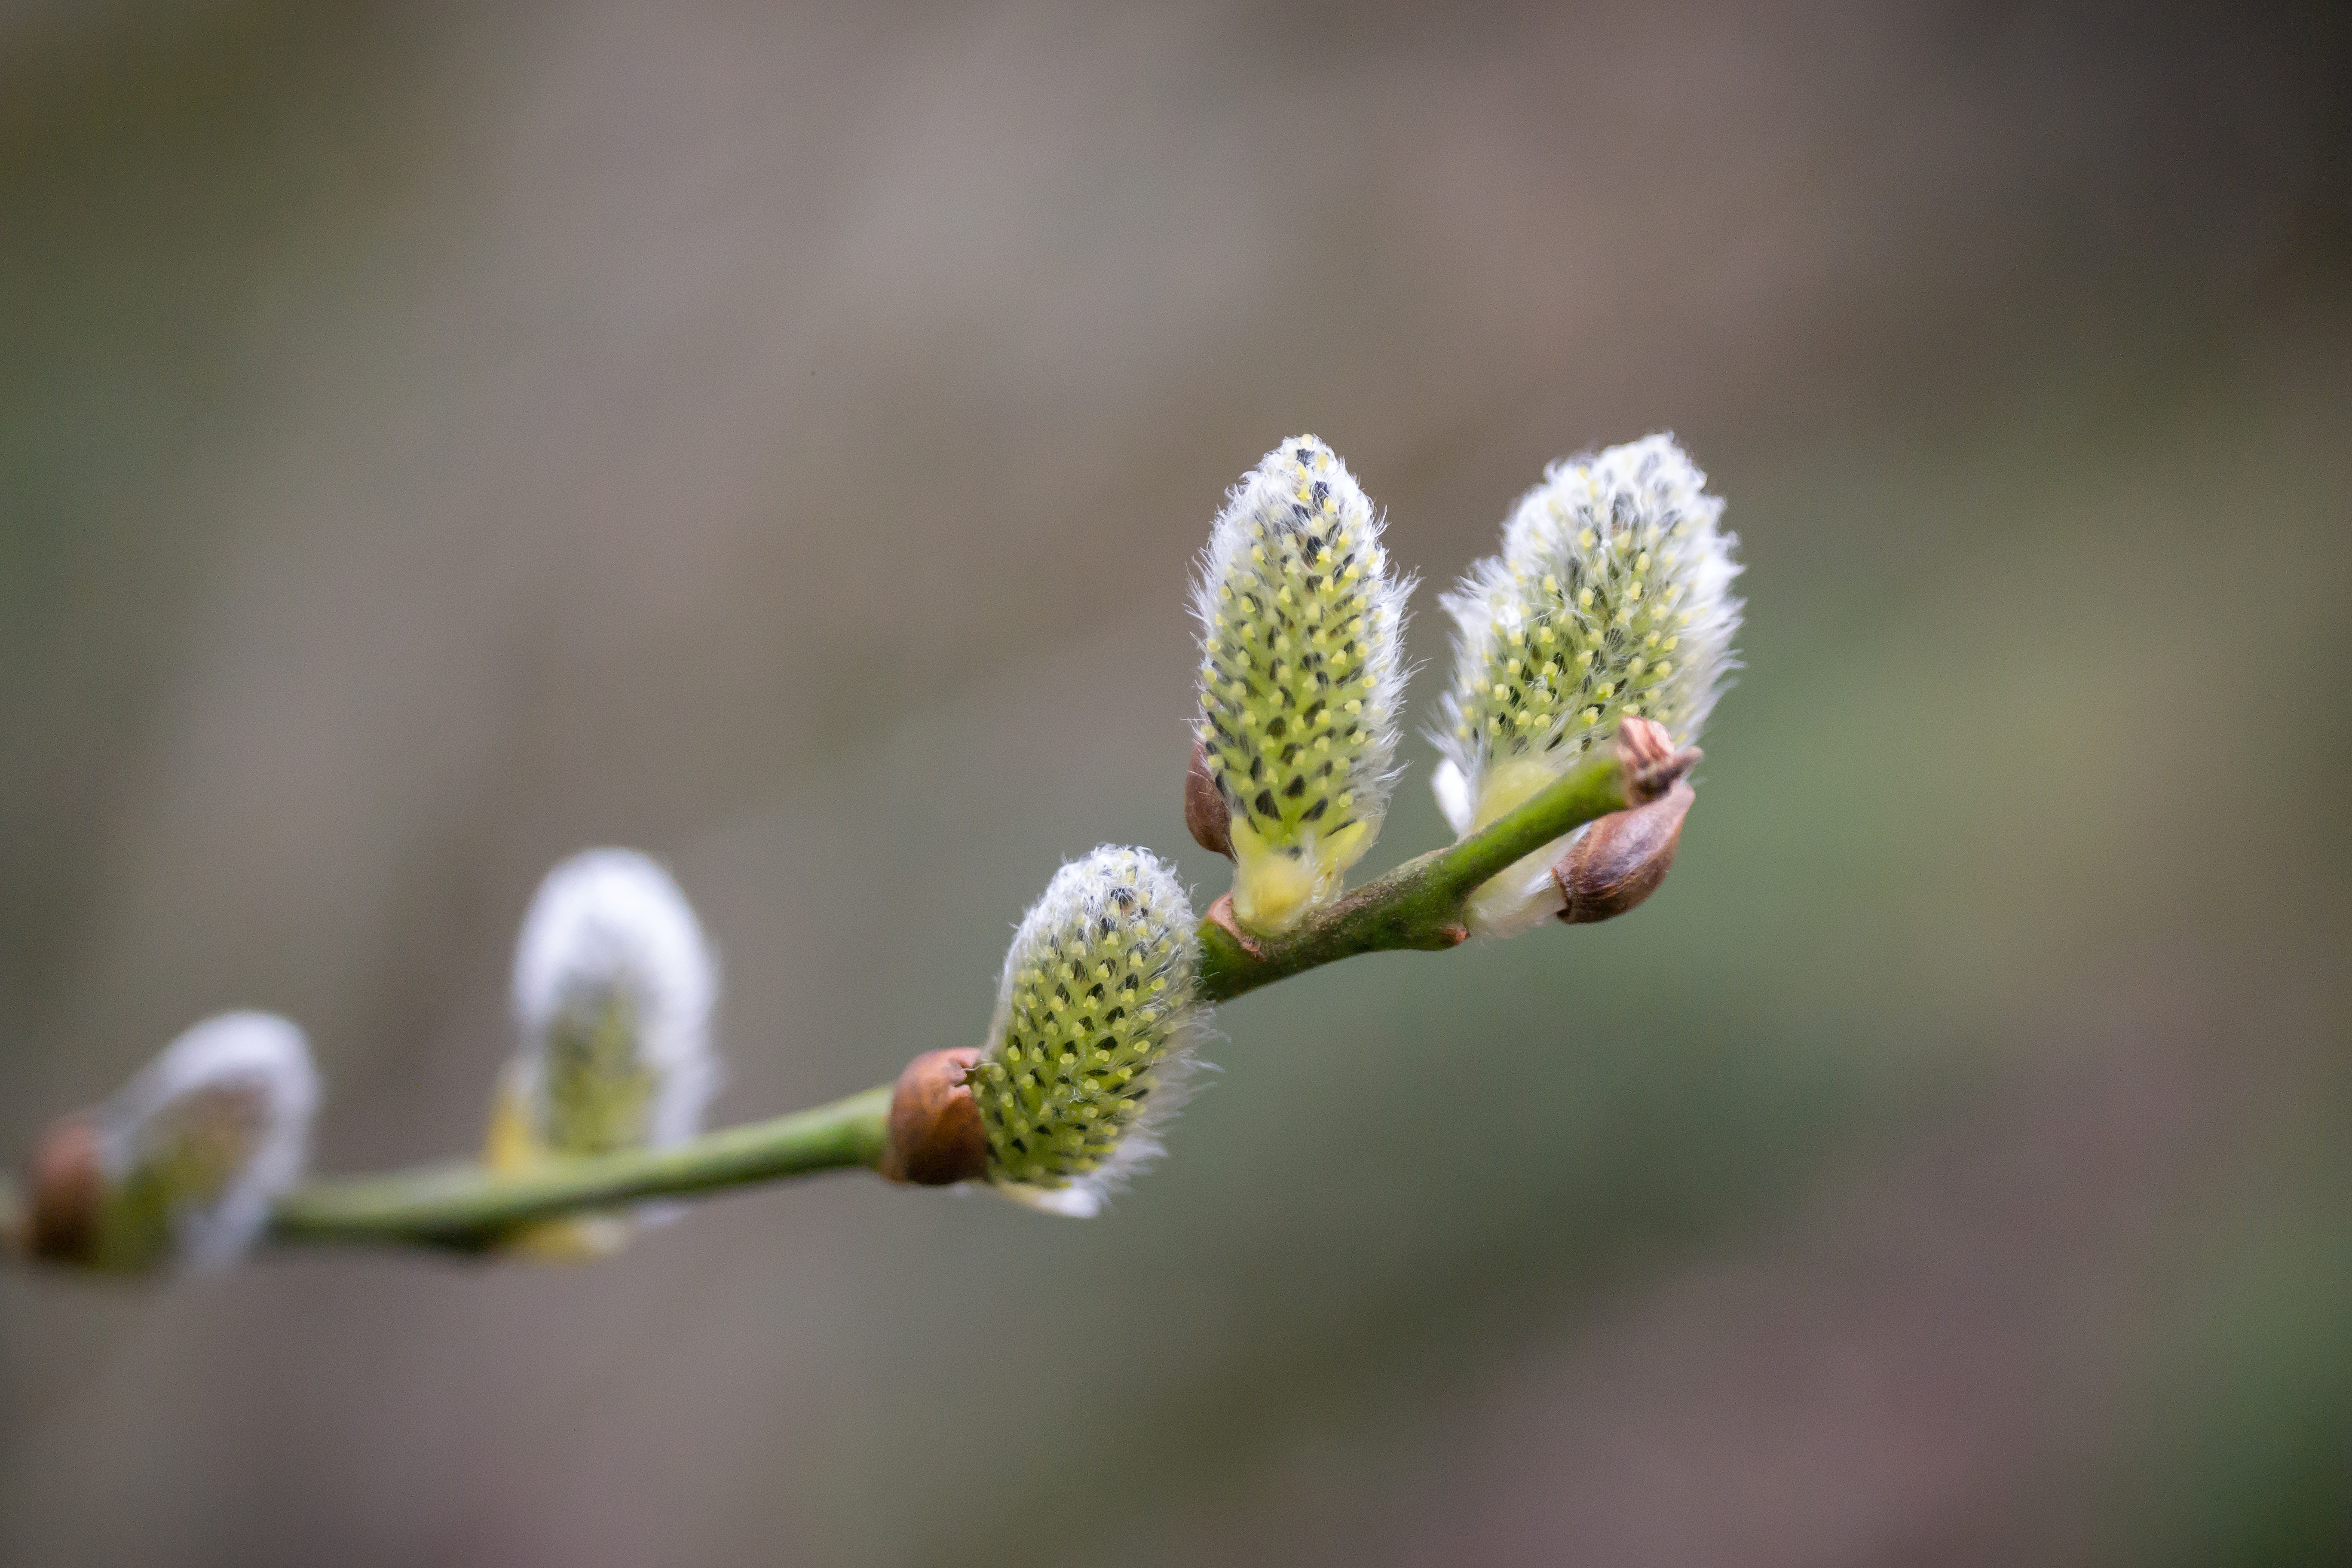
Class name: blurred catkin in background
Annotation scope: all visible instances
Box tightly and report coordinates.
[2,3,2348,1566]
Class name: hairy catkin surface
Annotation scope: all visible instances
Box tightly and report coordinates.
[973,847,1203,1216]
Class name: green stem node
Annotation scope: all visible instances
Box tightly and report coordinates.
[1196,744,1629,1000]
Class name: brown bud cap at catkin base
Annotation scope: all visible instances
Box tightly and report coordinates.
[1184,738,1234,859]
[1554,778,1695,924]
[1614,715,1701,804]
[21,1114,106,1265]
[881,1048,988,1186]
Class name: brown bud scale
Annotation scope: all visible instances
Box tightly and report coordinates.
[1184,739,1234,859]
[1615,715,1701,804]
[881,1048,988,1186]
[23,1114,106,1265]
[1555,779,1695,925]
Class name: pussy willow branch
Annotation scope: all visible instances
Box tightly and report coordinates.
[243,744,1648,1255]
[269,1088,893,1253]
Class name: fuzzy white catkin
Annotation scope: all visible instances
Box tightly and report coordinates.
[1192,436,1409,934]
[510,848,720,1155]
[969,846,1207,1217]
[97,1011,320,1272]
[1433,435,1742,934]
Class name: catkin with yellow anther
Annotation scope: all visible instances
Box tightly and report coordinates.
[1191,436,1408,934]
[968,846,1205,1217]
[1434,435,1741,934]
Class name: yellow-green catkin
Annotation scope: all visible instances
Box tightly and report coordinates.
[1434,434,1742,934]
[87,1013,319,1274]
[486,848,720,1256]
[1192,436,1408,934]
[969,846,1204,1217]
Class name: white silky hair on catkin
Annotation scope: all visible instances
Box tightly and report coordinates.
[1188,435,1414,832]
[511,847,721,1148]
[1186,437,1417,937]
[1431,434,1741,935]
[99,1011,320,1272]
[982,846,1208,1218]
[1435,433,1742,790]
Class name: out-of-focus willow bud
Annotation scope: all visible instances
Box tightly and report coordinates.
[1433,435,1740,934]
[1191,436,1408,935]
[21,1012,319,1274]
[486,848,720,1257]
[965,846,1206,1217]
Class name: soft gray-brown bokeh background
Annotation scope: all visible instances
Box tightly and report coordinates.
[3,3,2347,1564]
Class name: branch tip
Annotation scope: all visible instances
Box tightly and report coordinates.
[1616,716,1701,804]
[1555,779,1694,924]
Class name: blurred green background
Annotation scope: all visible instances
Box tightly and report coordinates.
[3,3,2347,1564]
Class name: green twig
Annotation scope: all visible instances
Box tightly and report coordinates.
[1196,743,1632,1000]
[248,742,1655,1256]
[268,1087,890,1254]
